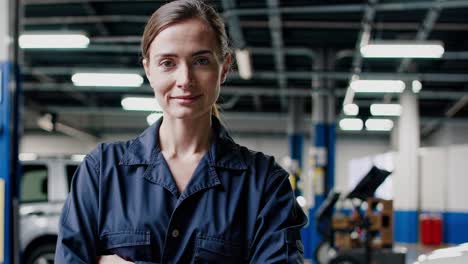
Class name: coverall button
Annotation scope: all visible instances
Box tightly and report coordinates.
[171,229,180,238]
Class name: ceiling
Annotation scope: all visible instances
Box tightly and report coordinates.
[20,0,468,139]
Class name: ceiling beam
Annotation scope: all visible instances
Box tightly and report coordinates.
[22,0,468,13]
[222,1,468,17]
[82,2,110,36]
[22,16,468,33]
[21,82,467,100]
[240,20,468,32]
[21,68,468,82]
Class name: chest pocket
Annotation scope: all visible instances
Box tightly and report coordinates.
[194,236,245,264]
[100,230,156,262]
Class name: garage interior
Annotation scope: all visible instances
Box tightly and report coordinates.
[1,0,468,263]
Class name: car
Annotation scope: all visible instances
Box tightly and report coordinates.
[415,243,468,264]
[20,157,81,264]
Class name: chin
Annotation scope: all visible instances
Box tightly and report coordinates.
[165,108,211,120]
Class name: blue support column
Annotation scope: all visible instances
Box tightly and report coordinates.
[287,98,310,255]
[325,94,336,195]
[288,97,305,195]
[0,61,21,264]
[308,91,336,263]
[1,0,21,261]
[307,94,326,263]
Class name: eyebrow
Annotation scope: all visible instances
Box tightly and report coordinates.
[153,50,214,59]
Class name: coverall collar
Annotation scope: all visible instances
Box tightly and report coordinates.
[119,115,247,170]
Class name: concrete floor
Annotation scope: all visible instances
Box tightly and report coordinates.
[304,243,449,264]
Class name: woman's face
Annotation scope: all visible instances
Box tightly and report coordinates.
[143,18,230,120]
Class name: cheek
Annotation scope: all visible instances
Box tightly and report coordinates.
[150,72,172,93]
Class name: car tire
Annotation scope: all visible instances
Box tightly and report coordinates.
[315,241,334,264]
[24,243,56,264]
[329,255,360,264]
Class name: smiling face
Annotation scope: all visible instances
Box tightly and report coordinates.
[143,18,231,120]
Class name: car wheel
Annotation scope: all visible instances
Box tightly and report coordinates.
[315,241,337,264]
[25,243,56,264]
[329,255,360,264]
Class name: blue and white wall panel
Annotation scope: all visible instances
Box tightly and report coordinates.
[393,152,420,243]
[420,147,447,213]
[445,145,468,244]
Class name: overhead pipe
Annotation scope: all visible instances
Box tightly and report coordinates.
[240,20,468,32]
[21,1,468,25]
[267,0,288,110]
[21,67,468,82]
[21,82,468,100]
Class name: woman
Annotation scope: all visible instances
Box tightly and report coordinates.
[55,0,307,263]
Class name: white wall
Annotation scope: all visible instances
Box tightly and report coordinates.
[419,147,447,211]
[335,136,390,193]
[425,122,468,147]
[418,144,468,213]
[446,145,468,212]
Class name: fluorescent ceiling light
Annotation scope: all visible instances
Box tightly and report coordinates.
[370,104,402,116]
[147,112,163,126]
[343,103,359,116]
[19,153,38,161]
[412,80,422,93]
[350,80,405,93]
[365,118,394,131]
[19,33,90,49]
[235,49,253,80]
[72,73,143,87]
[339,118,363,131]
[121,96,162,112]
[361,42,444,58]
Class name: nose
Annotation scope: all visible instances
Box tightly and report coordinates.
[175,63,193,90]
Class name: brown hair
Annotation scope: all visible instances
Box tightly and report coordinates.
[141,0,230,118]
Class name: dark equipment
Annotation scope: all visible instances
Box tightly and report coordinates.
[314,166,406,264]
[347,166,392,201]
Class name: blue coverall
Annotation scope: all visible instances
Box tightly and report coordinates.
[55,116,308,263]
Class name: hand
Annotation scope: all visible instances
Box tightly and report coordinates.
[97,254,134,264]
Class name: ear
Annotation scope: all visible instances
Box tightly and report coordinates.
[220,53,232,84]
[143,58,151,79]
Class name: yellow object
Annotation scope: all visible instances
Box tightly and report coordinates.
[288,174,297,190]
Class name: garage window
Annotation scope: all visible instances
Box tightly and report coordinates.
[21,165,48,203]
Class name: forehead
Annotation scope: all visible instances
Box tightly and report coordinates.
[150,18,218,56]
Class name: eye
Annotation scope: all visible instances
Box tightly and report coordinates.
[159,59,176,69]
[194,57,210,66]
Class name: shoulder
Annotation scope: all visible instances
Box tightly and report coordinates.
[236,143,289,181]
[85,139,135,166]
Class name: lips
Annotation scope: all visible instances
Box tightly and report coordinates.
[170,94,202,104]
[171,94,201,100]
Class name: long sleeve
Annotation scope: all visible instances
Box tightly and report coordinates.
[55,150,100,264]
[249,168,308,263]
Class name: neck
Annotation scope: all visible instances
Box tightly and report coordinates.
[159,114,213,159]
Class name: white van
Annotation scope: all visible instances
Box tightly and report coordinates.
[20,158,80,264]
